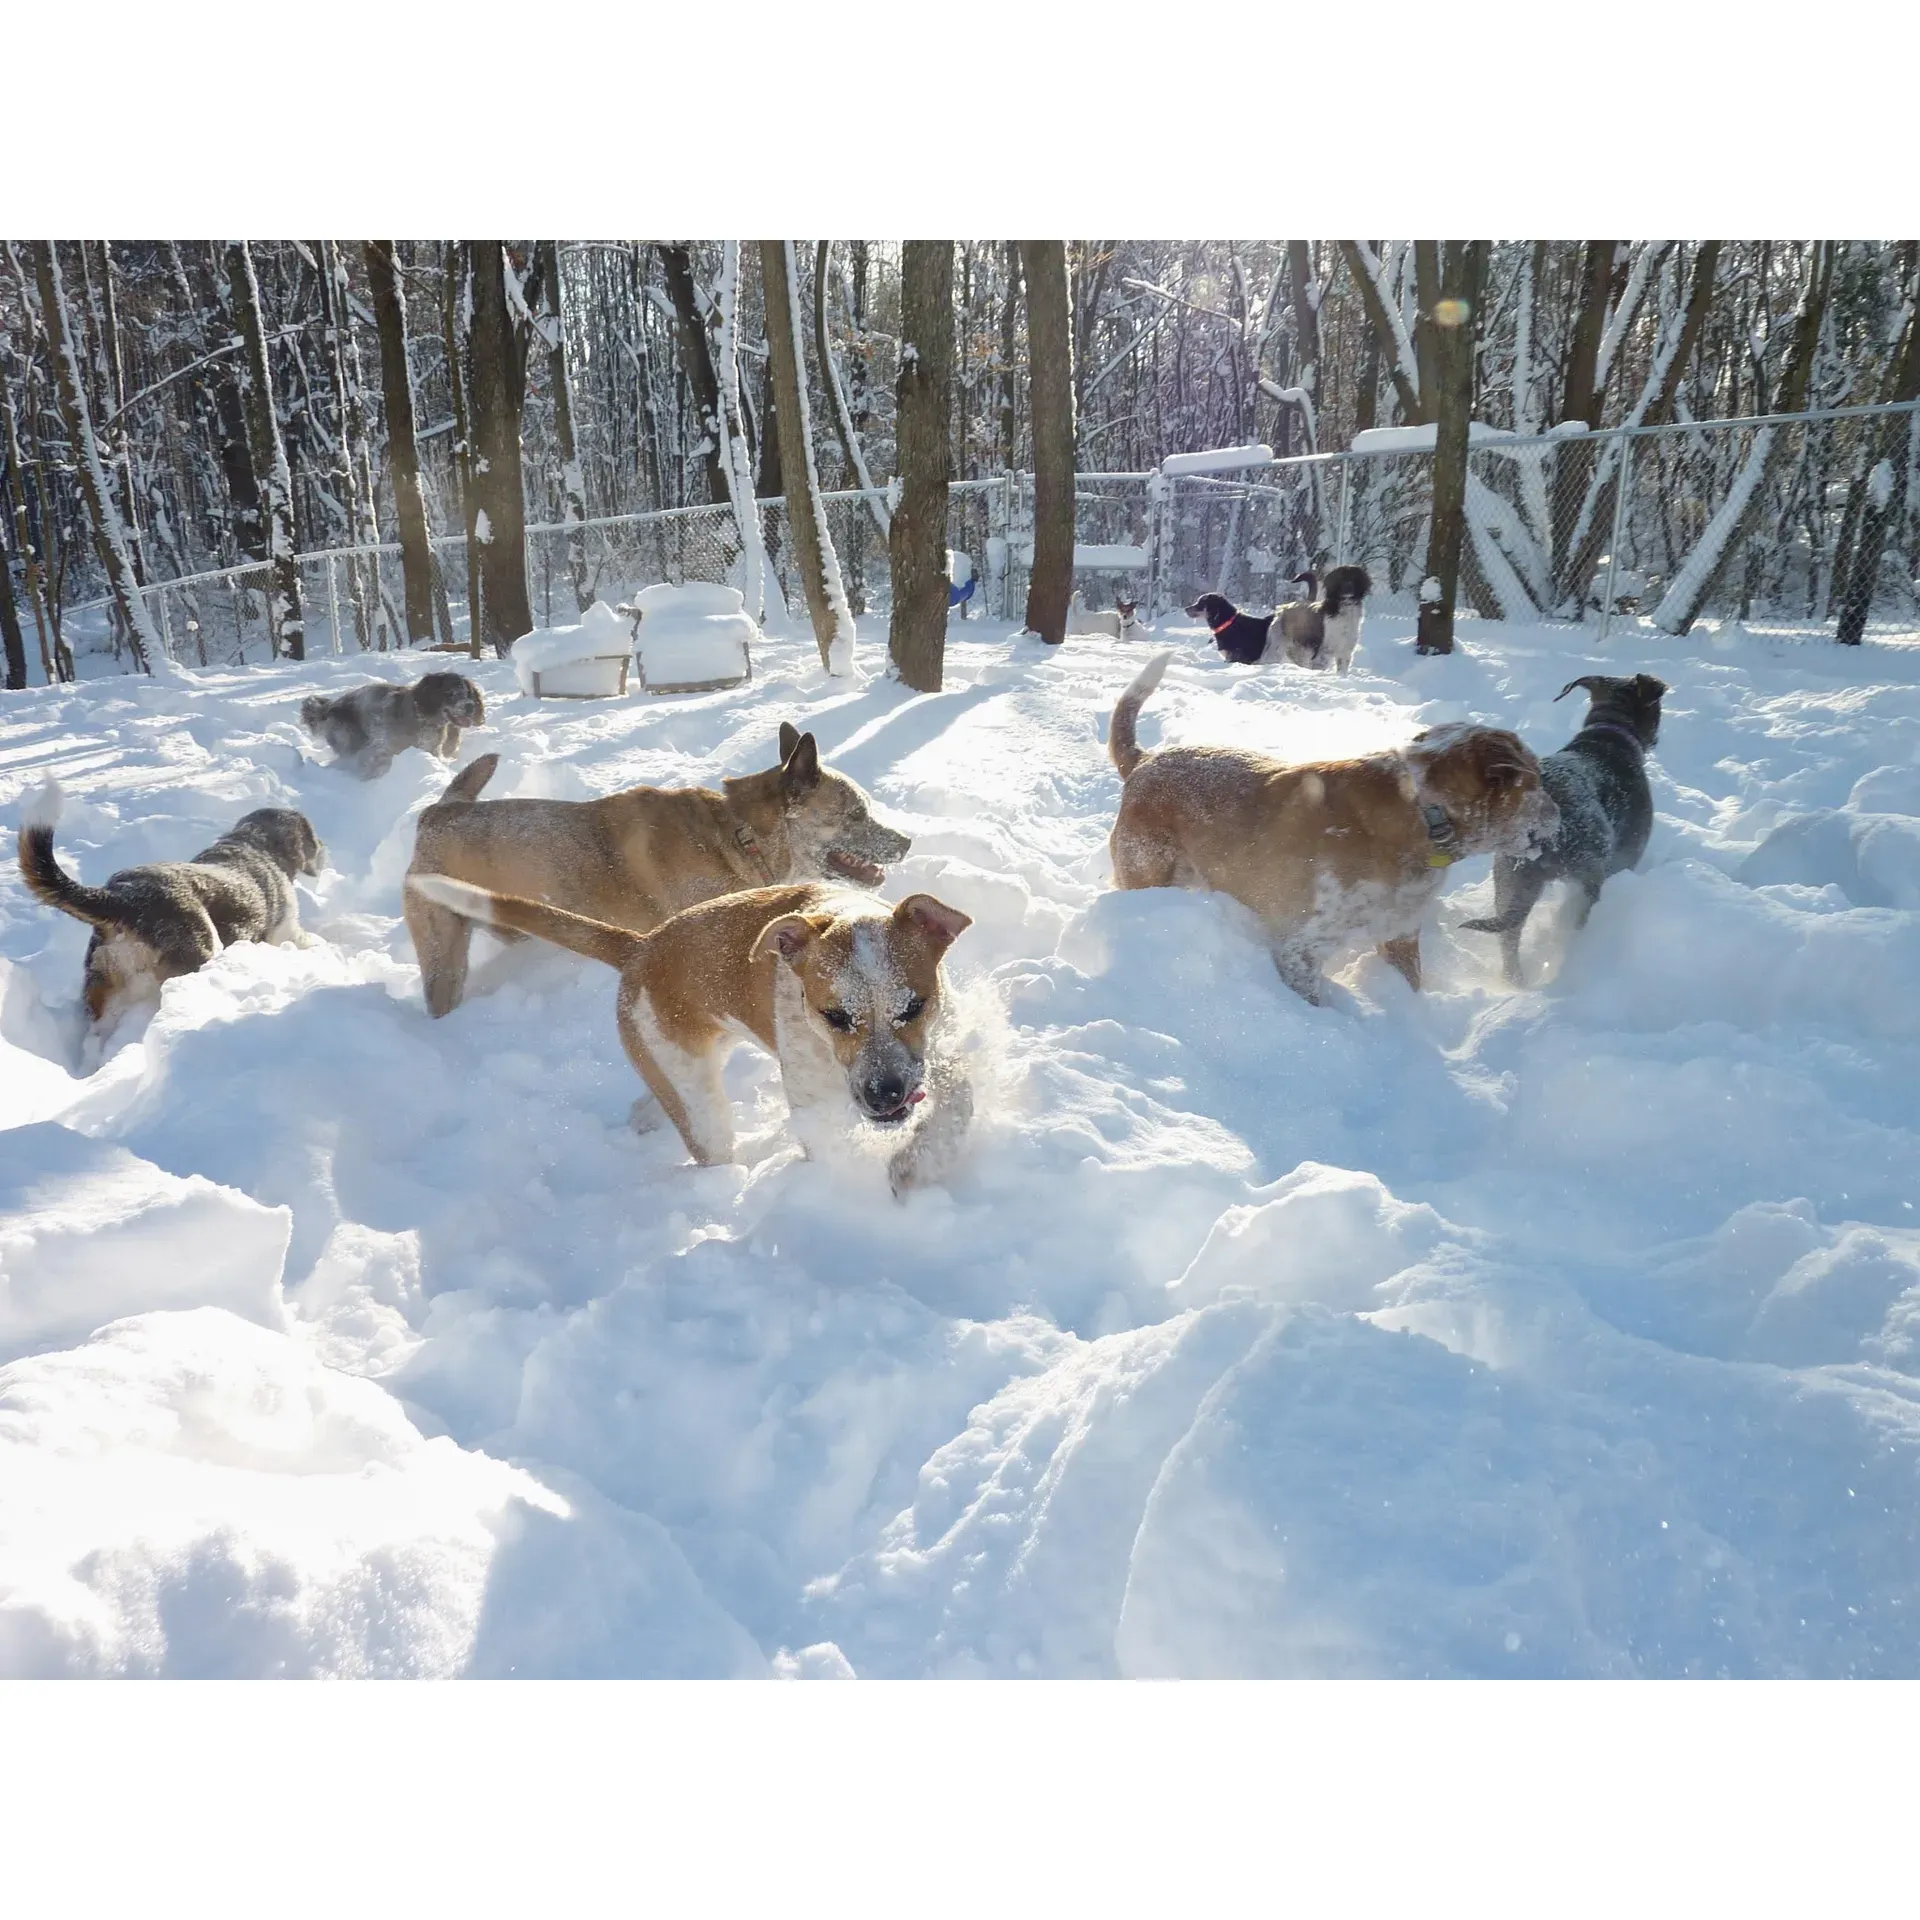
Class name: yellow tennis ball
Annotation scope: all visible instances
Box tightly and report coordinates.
[1433,298,1471,329]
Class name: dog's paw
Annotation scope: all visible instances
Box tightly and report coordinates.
[629,1095,665,1135]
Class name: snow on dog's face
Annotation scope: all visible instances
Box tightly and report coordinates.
[1404,724,1560,858]
[755,894,971,1124]
[775,722,913,889]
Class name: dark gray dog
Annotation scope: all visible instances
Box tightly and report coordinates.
[19,783,326,1053]
[300,671,486,780]
[1459,672,1667,983]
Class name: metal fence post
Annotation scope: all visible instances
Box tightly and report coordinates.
[154,586,173,664]
[326,555,343,655]
[1598,434,1634,644]
[1334,458,1352,566]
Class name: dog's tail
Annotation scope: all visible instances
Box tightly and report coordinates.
[1109,651,1171,780]
[1457,911,1520,935]
[435,752,500,807]
[16,781,126,930]
[406,873,640,972]
[298,694,332,735]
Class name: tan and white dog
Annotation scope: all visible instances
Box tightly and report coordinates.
[1107,653,1558,1002]
[406,874,974,1197]
[1069,592,1150,642]
[406,723,911,1018]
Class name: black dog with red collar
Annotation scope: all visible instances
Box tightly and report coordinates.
[1185,592,1274,665]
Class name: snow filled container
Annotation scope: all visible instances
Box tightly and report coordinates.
[630,582,756,694]
[511,601,633,699]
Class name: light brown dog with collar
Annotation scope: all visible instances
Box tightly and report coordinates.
[405,723,911,1018]
[406,874,974,1196]
[1107,653,1558,1002]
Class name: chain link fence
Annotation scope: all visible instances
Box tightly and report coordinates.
[1151,401,1920,644]
[60,400,1920,668]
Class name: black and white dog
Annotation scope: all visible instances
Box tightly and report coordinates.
[1459,672,1668,984]
[1187,566,1372,671]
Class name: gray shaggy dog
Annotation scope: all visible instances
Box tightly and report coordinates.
[18,782,326,1054]
[1460,672,1667,983]
[300,671,486,780]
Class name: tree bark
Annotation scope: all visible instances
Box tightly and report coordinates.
[1560,242,1618,429]
[1835,287,1920,643]
[364,242,437,645]
[1337,241,1424,423]
[998,241,1022,469]
[1416,241,1489,654]
[1021,240,1075,643]
[761,240,854,673]
[0,509,27,688]
[814,240,888,536]
[659,243,729,508]
[465,240,534,653]
[537,239,593,614]
[712,243,770,623]
[440,244,484,656]
[889,240,954,692]
[1,328,64,681]
[225,241,304,660]
[1645,240,1720,427]
[31,242,168,674]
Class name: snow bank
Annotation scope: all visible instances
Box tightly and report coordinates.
[0,1127,289,1362]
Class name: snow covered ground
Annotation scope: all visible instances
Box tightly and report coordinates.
[4,607,1919,1677]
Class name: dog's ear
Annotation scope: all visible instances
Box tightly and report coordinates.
[781,730,821,793]
[778,720,801,761]
[1635,675,1670,700]
[1555,676,1607,703]
[893,893,972,951]
[755,911,833,964]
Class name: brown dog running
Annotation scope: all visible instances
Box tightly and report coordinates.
[1106,652,1558,1002]
[405,722,911,1018]
[406,874,973,1197]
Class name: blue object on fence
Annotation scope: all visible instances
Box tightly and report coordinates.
[948,574,978,610]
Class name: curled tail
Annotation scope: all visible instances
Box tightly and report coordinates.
[435,752,500,807]
[16,782,126,930]
[406,873,640,972]
[1109,651,1171,779]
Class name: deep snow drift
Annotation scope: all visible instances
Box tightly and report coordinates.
[3,608,1919,1677]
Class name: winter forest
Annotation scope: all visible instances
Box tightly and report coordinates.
[4,240,1918,694]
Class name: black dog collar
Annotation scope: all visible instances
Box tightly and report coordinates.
[1422,803,1461,868]
[1581,718,1648,755]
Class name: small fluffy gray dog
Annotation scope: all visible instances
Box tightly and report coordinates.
[300,671,486,779]
[19,783,326,1052]
[1460,672,1667,983]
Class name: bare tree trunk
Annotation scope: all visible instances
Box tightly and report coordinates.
[761,240,854,674]
[466,241,534,653]
[889,240,954,692]
[1021,240,1075,644]
[94,243,145,589]
[1337,241,1423,422]
[537,239,593,614]
[1835,289,1920,643]
[224,241,304,660]
[0,510,26,688]
[712,243,770,623]
[1,327,64,681]
[659,243,729,508]
[814,240,889,536]
[999,241,1022,469]
[1645,239,1721,427]
[364,241,437,645]
[1560,242,1618,428]
[32,242,170,675]
[1416,242,1489,655]
[441,244,483,656]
